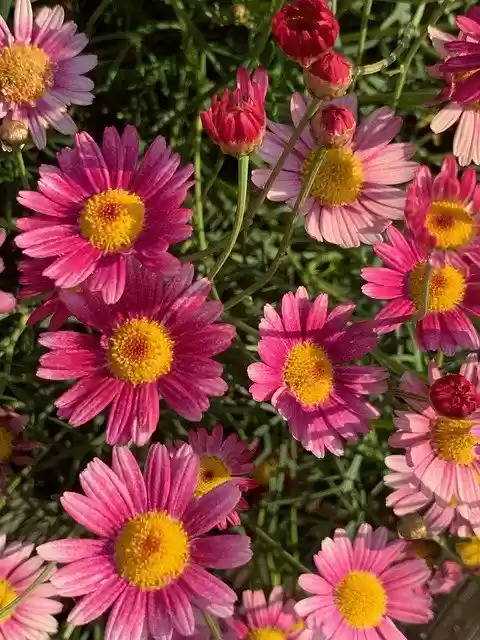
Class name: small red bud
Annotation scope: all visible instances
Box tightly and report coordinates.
[429,373,479,418]
[304,51,353,99]
[310,104,356,147]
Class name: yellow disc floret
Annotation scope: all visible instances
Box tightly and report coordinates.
[0,426,13,463]
[79,189,145,253]
[425,200,476,249]
[432,418,478,465]
[410,263,466,313]
[283,342,333,407]
[0,578,17,622]
[195,455,232,498]
[247,630,287,640]
[115,511,190,590]
[301,148,364,206]
[456,537,480,567]
[335,570,387,629]
[108,317,174,384]
[0,44,52,104]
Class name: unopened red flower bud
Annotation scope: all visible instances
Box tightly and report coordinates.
[430,373,479,418]
[0,120,28,152]
[311,104,356,147]
[272,0,339,66]
[304,50,353,99]
[201,67,268,157]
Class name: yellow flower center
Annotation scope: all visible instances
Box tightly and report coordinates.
[301,148,364,206]
[115,511,190,590]
[432,418,478,465]
[79,189,145,253]
[335,570,387,629]
[195,455,232,498]
[0,44,53,104]
[425,200,476,249]
[410,263,466,312]
[456,537,480,567]
[283,342,333,407]
[247,630,286,640]
[0,426,13,463]
[0,579,16,623]
[107,318,174,385]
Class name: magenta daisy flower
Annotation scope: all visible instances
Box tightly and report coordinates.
[16,125,194,304]
[38,445,252,639]
[295,524,433,639]
[0,229,15,313]
[0,407,38,489]
[361,226,480,354]
[0,534,62,637]
[0,0,97,148]
[177,424,257,529]
[247,287,388,458]
[251,93,416,248]
[405,155,480,264]
[37,263,235,446]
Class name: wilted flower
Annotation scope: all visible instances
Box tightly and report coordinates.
[0,120,28,151]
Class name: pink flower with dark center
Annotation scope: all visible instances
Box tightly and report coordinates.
[0,0,97,148]
[38,446,252,639]
[16,125,194,304]
[247,287,388,458]
[0,229,15,313]
[36,263,235,446]
[0,407,38,489]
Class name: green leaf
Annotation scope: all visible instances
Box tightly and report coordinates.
[0,0,11,20]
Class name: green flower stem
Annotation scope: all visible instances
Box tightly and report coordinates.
[208,155,249,281]
[355,0,373,70]
[14,149,28,190]
[204,612,222,639]
[0,311,28,399]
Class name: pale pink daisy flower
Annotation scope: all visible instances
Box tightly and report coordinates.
[0,0,97,148]
[38,445,252,639]
[0,534,62,637]
[16,125,194,304]
[247,287,388,458]
[251,93,416,248]
[176,424,257,529]
[0,229,15,313]
[0,407,38,489]
[295,524,433,639]
[36,263,235,446]
[361,226,480,354]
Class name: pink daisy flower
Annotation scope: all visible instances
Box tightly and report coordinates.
[176,424,257,529]
[361,226,480,354]
[15,125,194,304]
[36,263,235,446]
[294,524,433,639]
[0,534,62,638]
[0,407,38,489]
[251,93,416,248]
[0,229,15,313]
[405,155,480,265]
[38,445,252,639]
[247,287,388,458]
[0,0,97,148]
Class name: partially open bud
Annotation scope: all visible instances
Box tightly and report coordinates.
[311,104,356,147]
[397,513,428,540]
[304,50,353,99]
[430,373,479,418]
[233,4,253,26]
[0,120,28,152]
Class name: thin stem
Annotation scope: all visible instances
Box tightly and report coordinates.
[203,613,222,640]
[14,149,28,189]
[0,312,28,398]
[85,0,111,34]
[355,0,373,70]
[209,156,249,280]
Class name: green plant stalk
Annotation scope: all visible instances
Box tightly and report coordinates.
[209,155,249,280]
[355,0,373,70]
[204,612,222,639]
[14,149,28,190]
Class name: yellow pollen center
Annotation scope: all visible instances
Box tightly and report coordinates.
[0,579,16,623]
[0,44,52,104]
[0,426,13,463]
[246,630,286,640]
[108,317,174,384]
[456,537,480,567]
[301,148,364,206]
[283,342,333,407]
[195,455,232,498]
[410,263,466,312]
[425,200,476,249]
[335,570,387,629]
[115,511,190,590]
[79,189,145,253]
[432,418,478,465]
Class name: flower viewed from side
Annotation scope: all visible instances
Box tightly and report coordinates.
[38,446,252,639]
[252,93,416,248]
[176,424,257,529]
[405,155,480,263]
[201,67,268,157]
[0,229,15,313]
[19,258,71,330]
[295,525,433,639]
[247,287,388,458]
[310,104,356,148]
[0,0,97,148]
[0,407,38,489]
[16,125,194,304]
[304,51,353,99]
[272,0,339,66]
[361,226,480,354]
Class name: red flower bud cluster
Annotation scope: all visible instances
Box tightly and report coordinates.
[429,373,479,418]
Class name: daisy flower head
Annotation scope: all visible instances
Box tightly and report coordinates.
[19,258,71,330]
[38,445,252,639]
[361,226,480,354]
[0,229,15,313]
[16,125,194,304]
[177,424,258,529]
[295,524,433,639]
[0,407,38,489]
[251,93,416,248]
[0,0,97,148]
[37,263,236,446]
[247,287,388,458]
